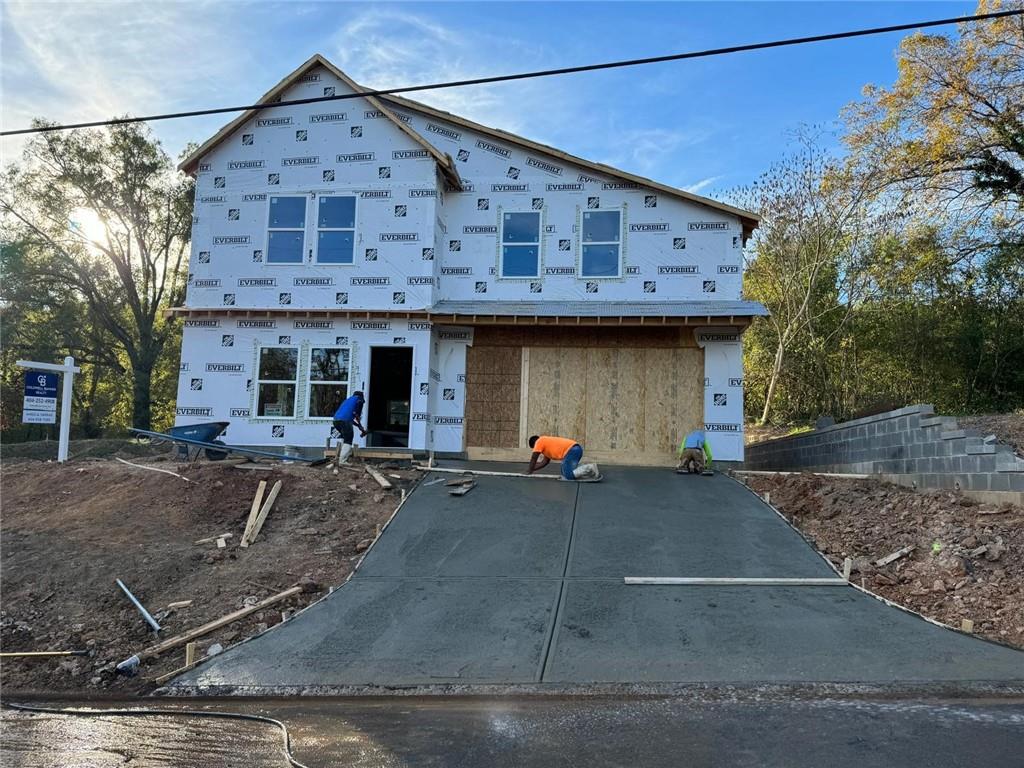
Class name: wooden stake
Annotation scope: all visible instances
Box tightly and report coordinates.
[842,557,852,581]
[184,642,197,666]
[365,465,393,489]
[167,600,193,610]
[875,545,916,568]
[240,480,268,547]
[242,480,282,546]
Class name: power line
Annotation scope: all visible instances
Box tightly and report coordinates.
[3,8,1021,137]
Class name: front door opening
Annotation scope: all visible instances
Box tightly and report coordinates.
[367,346,413,448]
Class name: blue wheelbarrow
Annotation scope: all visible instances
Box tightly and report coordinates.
[131,422,327,465]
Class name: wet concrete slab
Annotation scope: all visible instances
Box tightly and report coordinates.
[358,474,576,577]
[181,578,561,687]
[545,582,1024,683]
[168,464,1024,690]
[569,468,832,578]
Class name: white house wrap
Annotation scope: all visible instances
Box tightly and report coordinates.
[173,55,765,463]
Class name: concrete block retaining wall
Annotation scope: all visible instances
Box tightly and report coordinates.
[743,405,1024,504]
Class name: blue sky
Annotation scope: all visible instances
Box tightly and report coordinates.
[2,1,975,197]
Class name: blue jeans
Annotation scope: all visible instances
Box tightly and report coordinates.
[561,444,583,479]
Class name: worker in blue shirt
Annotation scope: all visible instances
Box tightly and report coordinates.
[333,390,366,465]
[677,429,713,474]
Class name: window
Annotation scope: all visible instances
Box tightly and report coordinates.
[317,196,356,264]
[256,346,298,417]
[581,210,622,277]
[267,196,306,264]
[500,211,541,277]
[307,347,350,418]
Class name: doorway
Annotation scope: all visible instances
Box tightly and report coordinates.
[367,346,413,448]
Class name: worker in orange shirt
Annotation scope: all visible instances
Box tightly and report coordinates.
[527,434,600,481]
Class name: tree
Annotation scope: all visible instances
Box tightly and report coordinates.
[1,122,193,430]
[731,132,886,425]
[843,0,1024,265]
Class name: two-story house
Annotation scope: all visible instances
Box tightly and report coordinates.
[172,54,765,465]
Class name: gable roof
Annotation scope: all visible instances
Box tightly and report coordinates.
[180,54,758,237]
[379,92,759,238]
[178,54,461,187]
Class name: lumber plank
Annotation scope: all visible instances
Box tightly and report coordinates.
[239,481,268,547]
[412,465,560,480]
[874,545,916,568]
[242,480,282,546]
[167,600,193,610]
[184,642,197,667]
[194,533,232,545]
[138,586,301,663]
[624,577,849,586]
[365,465,393,489]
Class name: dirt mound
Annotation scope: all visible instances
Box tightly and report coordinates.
[957,412,1024,457]
[743,472,1024,649]
[0,457,417,694]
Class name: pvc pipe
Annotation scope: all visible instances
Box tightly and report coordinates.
[116,579,162,632]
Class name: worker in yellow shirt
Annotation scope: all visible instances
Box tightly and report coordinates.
[527,434,600,481]
[676,429,713,475]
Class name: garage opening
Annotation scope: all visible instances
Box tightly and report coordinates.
[464,327,704,465]
[367,346,412,448]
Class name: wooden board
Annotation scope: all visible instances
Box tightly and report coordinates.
[525,346,587,448]
[464,344,522,448]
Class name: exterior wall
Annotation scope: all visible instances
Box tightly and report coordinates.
[696,328,746,461]
[427,326,473,452]
[176,317,432,449]
[743,404,1024,502]
[186,67,440,312]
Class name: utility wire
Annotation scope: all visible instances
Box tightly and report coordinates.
[3,8,1022,137]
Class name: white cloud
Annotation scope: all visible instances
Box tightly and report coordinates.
[685,175,725,194]
[1,1,260,160]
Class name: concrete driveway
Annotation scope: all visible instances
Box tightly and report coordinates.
[170,466,1024,691]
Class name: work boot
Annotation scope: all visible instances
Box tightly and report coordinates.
[338,443,353,465]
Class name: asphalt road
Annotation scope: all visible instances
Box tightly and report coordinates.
[171,465,1024,691]
[4,695,1024,767]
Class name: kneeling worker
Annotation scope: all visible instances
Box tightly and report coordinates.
[527,434,599,481]
[333,390,367,465]
[677,429,712,474]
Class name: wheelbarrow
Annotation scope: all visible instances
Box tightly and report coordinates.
[130,422,328,465]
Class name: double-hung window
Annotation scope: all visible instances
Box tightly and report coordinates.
[267,196,306,264]
[256,346,298,417]
[316,196,356,264]
[307,347,350,418]
[500,211,541,277]
[581,209,622,277]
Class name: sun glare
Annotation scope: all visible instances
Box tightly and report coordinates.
[69,207,108,247]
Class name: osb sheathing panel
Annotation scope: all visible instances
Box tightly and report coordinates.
[526,348,588,444]
[524,346,703,458]
[473,326,698,349]
[465,345,521,448]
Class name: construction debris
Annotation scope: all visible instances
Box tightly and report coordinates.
[241,480,282,547]
[116,586,302,674]
[114,457,193,482]
[449,480,477,497]
[365,465,393,489]
[166,600,193,610]
[875,545,916,568]
[194,533,233,546]
[240,481,268,545]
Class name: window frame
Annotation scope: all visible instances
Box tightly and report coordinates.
[498,210,542,279]
[305,345,352,419]
[254,344,300,419]
[579,208,624,279]
[314,194,358,266]
[265,195,308,266]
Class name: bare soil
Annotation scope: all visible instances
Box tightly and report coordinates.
[743,472,1024,649]
[0,455,418,694]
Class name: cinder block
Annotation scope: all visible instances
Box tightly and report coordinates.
[941,429,967,440]
[967,474,990,491]
[1009,474,1024,492]
[989,473,1011,492]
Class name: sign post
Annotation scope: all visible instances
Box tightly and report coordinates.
[16,356,81,463]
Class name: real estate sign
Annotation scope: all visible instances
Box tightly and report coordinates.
[23,371,58,424]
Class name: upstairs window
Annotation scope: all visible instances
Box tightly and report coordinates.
[267,196,306,264]
[307,347,350,417]
[316,196,356,264]
[581,209,622,277]
[500,211,541,278]
[256,346,298,417]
